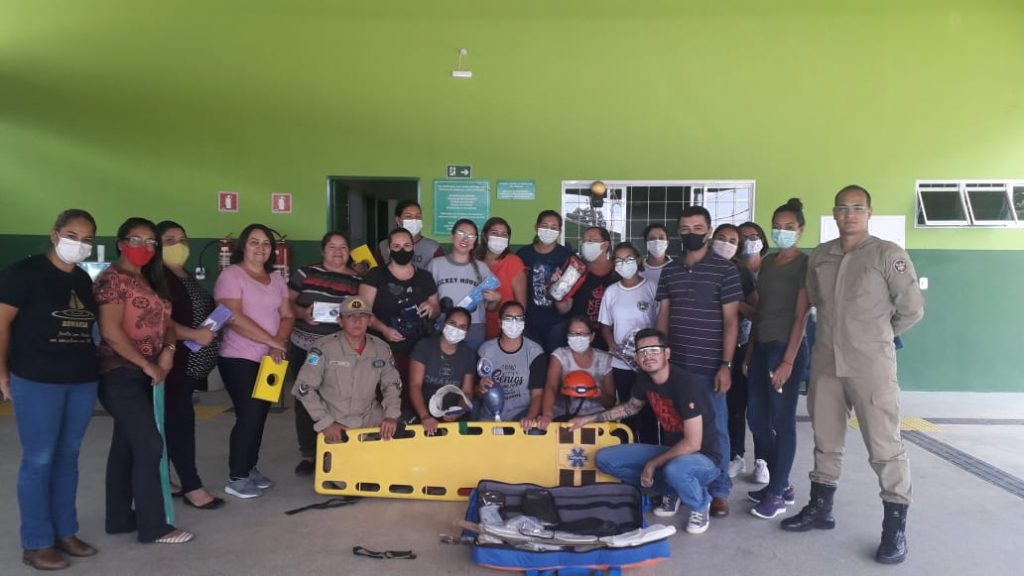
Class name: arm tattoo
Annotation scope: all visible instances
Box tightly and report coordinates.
[595,397,646,422]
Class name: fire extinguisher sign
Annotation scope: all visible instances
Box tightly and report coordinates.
[271,193,292,214]
[219,191,239,213]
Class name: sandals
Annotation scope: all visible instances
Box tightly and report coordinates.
[153,530,195,544]
[352,546,416,560]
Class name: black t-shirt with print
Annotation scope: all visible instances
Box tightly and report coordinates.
[0,255,99,383]
[363,265,437,355]
[631,364,719,464]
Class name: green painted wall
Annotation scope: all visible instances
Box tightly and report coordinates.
[1,1,1023,391]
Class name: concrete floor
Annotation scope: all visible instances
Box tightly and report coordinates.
[1,390,1022,575]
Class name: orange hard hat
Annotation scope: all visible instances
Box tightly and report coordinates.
[562,370,600,398]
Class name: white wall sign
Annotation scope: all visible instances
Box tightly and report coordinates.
[819,214,906,248]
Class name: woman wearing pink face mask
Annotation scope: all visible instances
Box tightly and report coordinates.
[94,217,194,544]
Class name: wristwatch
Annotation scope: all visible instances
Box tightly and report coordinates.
[720,360,733,369]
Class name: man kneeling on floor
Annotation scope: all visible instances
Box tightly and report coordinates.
[569,328,720,534]
[292,296,402,452]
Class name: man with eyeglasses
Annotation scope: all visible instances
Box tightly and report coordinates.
[782,185,924,565]
[569,328,720,535]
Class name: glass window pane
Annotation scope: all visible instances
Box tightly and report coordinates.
[966,189,1013,222]
[920,190,967,222]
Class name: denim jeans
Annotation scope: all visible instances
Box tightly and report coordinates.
[690,372,732,498]
[747,338,808,497]
[11,375,97,550]
[596,444,719,512]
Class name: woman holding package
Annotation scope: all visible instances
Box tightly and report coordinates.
[429,218,499,352]
[359,227,439,411]
[214,224,294,499]
[0,209,102,569]
[156,221,222,510]
[517,210,573,353]
[94,217,194,544]
[287,231,360,476]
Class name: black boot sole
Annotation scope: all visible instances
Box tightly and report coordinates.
[781,518,836,532]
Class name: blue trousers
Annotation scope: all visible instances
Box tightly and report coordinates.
[596,444,719,512]
[11,374,97,550]
[688,372,732,498]
[747,338,808,497]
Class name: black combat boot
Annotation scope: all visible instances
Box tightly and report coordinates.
[875,501,908,564]
[780,482,836,532]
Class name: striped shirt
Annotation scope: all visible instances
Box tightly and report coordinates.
[288,264,361,350]
[656,251,743,375]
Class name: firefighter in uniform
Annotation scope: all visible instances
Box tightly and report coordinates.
[292,296,402,442]
[782,185,924,565]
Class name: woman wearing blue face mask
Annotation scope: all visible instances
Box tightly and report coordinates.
[744,198,811,520]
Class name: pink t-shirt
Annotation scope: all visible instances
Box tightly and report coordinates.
[214,264,289,362]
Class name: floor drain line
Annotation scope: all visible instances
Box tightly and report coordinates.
[903,430,1024,500]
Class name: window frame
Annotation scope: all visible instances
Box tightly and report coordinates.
[916,180,1024,228]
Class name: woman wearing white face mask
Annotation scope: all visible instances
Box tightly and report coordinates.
[0,209,102,569]
[428,219,500,352]
[744,198,810,520]
[640,224,672,286]
[516,210,573,353]
[712,223,762,481]
[597,242,660,443]
[476,217,527,340]
[406,307,476,436]
[524,316,615,431]
[556,226,617,351]
[476,301,547,424]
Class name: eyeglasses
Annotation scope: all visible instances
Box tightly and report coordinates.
[454,231,478,241]
[613,257,637,265]
[636,345,666,358]
[122,236,157,248]
[833,204,869,215]
[502,315,525,322]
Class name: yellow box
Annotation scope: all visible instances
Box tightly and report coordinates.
[251,356,289,403]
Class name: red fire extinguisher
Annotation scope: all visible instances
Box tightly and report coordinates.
[274,235,291,281]
[218,236,234,272]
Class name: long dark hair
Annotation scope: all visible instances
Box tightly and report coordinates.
[476,216,512,260]
[231,224,277,274]
[115,217,169,299]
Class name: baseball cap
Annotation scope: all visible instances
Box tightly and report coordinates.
[339,296,371,317]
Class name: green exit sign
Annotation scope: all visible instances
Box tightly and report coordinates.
[447,165,472,178]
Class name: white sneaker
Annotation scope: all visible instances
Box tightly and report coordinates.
[728,455,746,478]
[686,505,711,534]
[653,495,680,517]
[225,477,263,499]
[752,459,770,484]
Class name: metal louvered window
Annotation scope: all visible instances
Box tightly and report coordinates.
[560,180,755,249]
[916,180,1024,227]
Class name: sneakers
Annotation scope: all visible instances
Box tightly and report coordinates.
[653,495,680,517]
[225,477,263,499]
[751,495,787,519]
[686,505,711,534]
[248,468,274,489]
[728,455,746,478]
[751,459,770,484]
[747,485,796,506]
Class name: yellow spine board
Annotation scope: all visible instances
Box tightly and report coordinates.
[251,356,288,403]
[315,422,633,501]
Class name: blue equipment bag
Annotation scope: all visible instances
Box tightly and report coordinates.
[464,480,671,573]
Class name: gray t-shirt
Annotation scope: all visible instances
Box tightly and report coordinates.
[378,236,442,271]
[428,256,492,325]
[410,336,476,403]
[477,337,547,420]
[756,251,809,343]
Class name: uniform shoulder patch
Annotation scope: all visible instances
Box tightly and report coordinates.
[893,259,908,274]
[372,359,386,368]
[306,347,323,366]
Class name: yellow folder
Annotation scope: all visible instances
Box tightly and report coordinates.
[251,356,289,403]
[350,244,378,270]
